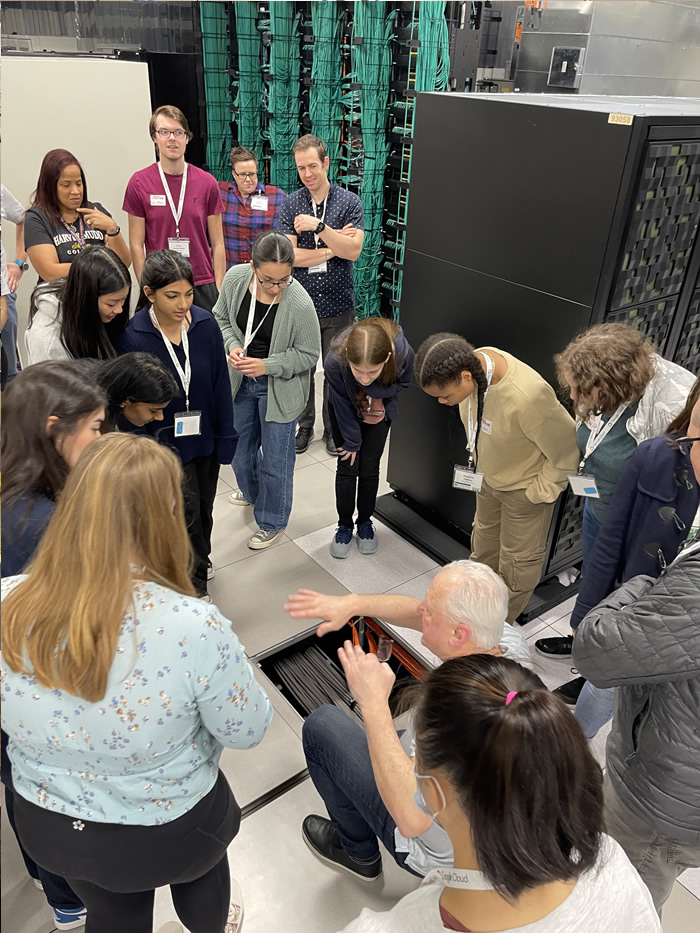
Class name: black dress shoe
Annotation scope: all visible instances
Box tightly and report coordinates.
[302,815,382,881]
[295,426,313,454]
[553,675,586,707]
[535,634,574,657]
[323,433,338,456]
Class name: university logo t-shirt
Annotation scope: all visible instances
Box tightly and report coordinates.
[25,202,112,273]
[122,163,224,286]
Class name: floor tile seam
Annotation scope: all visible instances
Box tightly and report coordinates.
[212,537,293,570]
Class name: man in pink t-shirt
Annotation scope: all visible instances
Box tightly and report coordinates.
[123,104,225,312]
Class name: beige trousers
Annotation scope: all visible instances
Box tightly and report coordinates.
[469,479,555,622]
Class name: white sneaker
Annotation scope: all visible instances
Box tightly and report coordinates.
[155,924,184,933]
[225,878,244,932]
[248,528,284,550]
[229,489,252,506]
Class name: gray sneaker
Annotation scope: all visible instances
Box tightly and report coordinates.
[330,525,353,559]
[248,528,284,550]
[356,521,378,555]
[229,489,252,506]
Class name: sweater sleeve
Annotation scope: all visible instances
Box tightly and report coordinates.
[208,321,236,463]
[264,293,321,380]
[213,269,246,356]
[325,353,362,451]
[518,401,580,504]
[25,296,71,365]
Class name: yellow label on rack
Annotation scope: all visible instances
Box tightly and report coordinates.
[608,113,634,126]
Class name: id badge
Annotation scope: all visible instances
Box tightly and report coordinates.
[453,464,484,493]
[174,410,202,437]
[250,194,268,211]
[481,418,492,435]
[168,237,191,258]
[150,194,166,206]
[308,261,328,274]
[567,473,600,498]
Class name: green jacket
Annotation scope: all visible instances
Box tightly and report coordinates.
[213,264,321,423]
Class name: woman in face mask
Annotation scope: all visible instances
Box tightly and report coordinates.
[339,655,660,933]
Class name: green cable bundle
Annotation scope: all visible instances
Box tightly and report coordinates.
[200,1,232,181]
[234,1,264,161]
[269,4,301,194]
[416,0,450,92]
[310,0,344,183]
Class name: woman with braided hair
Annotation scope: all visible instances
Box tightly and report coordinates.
[414,334,579,622]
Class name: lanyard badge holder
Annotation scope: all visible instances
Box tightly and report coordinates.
[149,307,201,437]
[159,162,191,258]
[567,403,627,498]
[241,278,277,380]
[250,186,268,211]
[453,352,495,495]
[308,194,329,275]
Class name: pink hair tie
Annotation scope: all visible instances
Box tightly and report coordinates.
[505,691,518,706]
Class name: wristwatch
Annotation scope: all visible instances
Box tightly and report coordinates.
[107,225,121,237]
[13,260,29,271]
[315,221,326,234]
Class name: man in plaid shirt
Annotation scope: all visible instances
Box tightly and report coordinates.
[219,147,286,268]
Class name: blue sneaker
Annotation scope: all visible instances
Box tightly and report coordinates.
[53,906,88,930]
[357,521,378,555]
[330,525,353,559]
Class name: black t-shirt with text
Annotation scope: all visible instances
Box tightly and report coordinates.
[25,202,113,270]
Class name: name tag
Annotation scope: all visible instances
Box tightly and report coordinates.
[250,194,268,211]
[453,464,484,493]
[481,418,492,435]
[309,261,328,274]
[168,237,191,258]
[150,194,167,206]
[567,473,600,498]
[174,410,202,436]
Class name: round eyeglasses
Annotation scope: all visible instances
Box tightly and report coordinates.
[257,275,292,290]
[156,128,187,139]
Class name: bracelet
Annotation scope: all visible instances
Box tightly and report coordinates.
[108,225,121,237]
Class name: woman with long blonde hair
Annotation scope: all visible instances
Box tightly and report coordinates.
[2,433,271,933]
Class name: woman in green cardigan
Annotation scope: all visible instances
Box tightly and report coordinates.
[214,231,321,550]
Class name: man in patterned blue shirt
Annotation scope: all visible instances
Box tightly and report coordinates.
[276,135,364,455]
[219,146,286,268]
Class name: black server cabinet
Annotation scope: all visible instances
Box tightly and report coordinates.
[379,93,700,599]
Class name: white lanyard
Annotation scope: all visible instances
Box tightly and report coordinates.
[158,162,188,238]
[466,352,495,461]
[243,277,277,353]
[312,193,329,249]
[423,867,494,892]
[148,307,192,409]
[578,403,628,473]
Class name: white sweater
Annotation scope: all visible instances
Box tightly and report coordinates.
[24,291,71,365]
[338,836,660,933]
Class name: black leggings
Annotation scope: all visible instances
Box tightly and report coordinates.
[329,405,391,528]
[14,771,240,933]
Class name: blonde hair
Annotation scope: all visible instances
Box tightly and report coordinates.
[333,318,400,387]
[555,323,655,414]
[2,434,194,702]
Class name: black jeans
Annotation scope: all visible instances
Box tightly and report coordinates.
[182,452,220,592]
[329,404,391,528]
[193,281,219,313]
[298,309,354,435]
[13,771,240,933]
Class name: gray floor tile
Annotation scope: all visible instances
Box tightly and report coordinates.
[678,866,700,899]
[208,540,350,657]
[295,521,439,595]
[549,612,575,636]
[153,779,419,933]
[538,594,578,626]
[662,879,700,931]
[383,567,442,600]
[285,462,340,539]
[209,489,291,570]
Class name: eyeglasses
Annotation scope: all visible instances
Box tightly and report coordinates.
[257,275,292,289]
[156,128,187,139]
[233,170,259,180]
[674,435,700,454]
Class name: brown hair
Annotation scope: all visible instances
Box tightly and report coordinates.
[415,655,603,901]
[30,148,88,227]
[292,134,327,162]
[334,318,400,387]
[555,323,655,414]
[149,105,193,141]
[2,434,195,702]
[230,146,258,170]
[666,374,700,436]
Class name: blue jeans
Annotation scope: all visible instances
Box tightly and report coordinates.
[302,705,419,874]
[232,376,297,532]
[575,499,614,738]
[1,291,19,381]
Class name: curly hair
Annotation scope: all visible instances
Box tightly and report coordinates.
[414,333,488,466]
[555,323,655,414]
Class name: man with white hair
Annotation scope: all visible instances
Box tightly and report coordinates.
[284,560,532,882]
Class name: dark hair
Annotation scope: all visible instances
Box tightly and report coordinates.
[414,333,488,467]
[333,318,400,388]
[230,146,258,170]
[97,353,179,430]
[30,149,88,227]
[138,250,194,308]
[292,134,328,162]
[149,105,193,141]
[414,655,603,901]
[29,247,131,360]
[1,361,107,506]
[251,231,294,267]
[666,374,700,437]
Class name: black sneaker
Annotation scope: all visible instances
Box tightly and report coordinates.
[553,675,586,707]
[323,433,338,457]
[302,815,382,882]
[295,427,313,454]
[535,634,574,657]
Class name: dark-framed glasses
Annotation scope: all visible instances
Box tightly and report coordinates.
[675,435,700,454]
[156,128,187,139]
[234,170,259,180]
[257,274,292,289]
